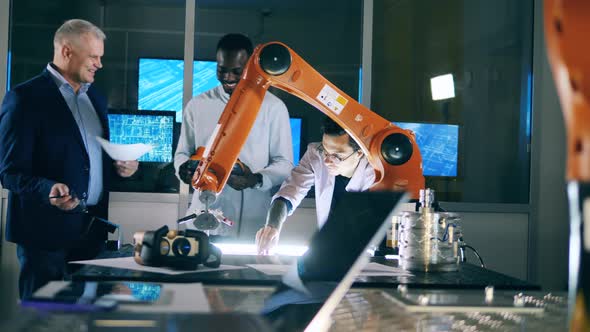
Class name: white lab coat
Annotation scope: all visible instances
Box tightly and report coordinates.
[273,142,375,228]
[174,85,293,240]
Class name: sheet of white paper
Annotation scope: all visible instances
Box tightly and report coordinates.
[359,262,414,277]
[70,256,246,275]
[95,136,153,161]
[246,264,289,276]
[247,262,413,277]
[281,262,310,295]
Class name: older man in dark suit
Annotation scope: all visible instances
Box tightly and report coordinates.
[0,19,138,299]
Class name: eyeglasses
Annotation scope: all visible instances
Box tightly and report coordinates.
[317,145,358,163]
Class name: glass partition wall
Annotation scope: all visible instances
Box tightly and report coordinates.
[193,0,364,153]
[371,0,533,203]
[8,0,187,193]
[6,0,534,203]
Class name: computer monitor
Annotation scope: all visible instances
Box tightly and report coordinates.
[290,117,302,165]
[138,58,219,122]
[394,122,459,177]
[108,110,175,163]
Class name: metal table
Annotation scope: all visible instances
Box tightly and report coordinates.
[206,286,568,332]
[0,285,568,332]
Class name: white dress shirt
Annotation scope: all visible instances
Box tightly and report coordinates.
[174,85,293,240]
[274,142,375,228]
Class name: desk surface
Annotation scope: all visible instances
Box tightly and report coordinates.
[203,286,568,331]
[1,286,568,332]
[69,246,539,291]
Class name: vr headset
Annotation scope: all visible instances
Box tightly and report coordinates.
[133,225,221,270]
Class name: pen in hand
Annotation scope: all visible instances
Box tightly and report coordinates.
[49,194,69,199]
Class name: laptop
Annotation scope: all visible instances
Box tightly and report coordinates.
[260,190,408,331]
[19,191,408,332]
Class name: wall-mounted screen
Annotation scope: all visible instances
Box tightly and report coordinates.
[290,117,302,165]
[108,110,175,163]
[394,122,459,177]
[138,57,303,166]
[138,58,219,122]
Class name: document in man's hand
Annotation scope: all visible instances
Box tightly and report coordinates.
[95,136,152,161]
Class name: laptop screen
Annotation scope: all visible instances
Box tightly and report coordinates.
[261,191,408,331]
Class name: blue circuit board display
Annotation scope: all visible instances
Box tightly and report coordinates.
[394,122,459,177]
[108,113,174,162]
[138,58,219,122]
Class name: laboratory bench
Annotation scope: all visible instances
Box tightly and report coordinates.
[69,244,540,291]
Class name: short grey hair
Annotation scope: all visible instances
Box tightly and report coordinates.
[53,19,106,47]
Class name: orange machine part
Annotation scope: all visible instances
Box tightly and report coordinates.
[545,1,590,328]
[545,0,590,181]
[192,42,425,199]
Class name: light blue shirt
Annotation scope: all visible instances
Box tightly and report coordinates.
[46,63,103,205]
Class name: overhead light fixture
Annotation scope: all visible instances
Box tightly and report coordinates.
[430,74,455,101]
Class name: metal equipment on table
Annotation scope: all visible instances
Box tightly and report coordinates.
[398,188,463,272]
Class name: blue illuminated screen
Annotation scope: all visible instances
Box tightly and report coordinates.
[137,58,303,165]
[138,58,219,122]
[394,122,459,177]
[290,118,302,165]
[108,112,175,162]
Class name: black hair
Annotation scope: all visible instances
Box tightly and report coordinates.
[216,33,254,56]
[321,117,360,151]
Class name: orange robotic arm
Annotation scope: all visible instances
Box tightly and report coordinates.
[545,1,590,182]
[191,42,424,203]
[545,0,590,328]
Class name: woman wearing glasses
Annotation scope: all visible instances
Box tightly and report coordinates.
[256,117,375,255]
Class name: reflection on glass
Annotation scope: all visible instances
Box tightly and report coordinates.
[372,0,533,203]
[430,74,455,101]
[262,282,336,332]
[55,282,162,304]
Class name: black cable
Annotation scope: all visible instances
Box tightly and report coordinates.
[462,244,485,268]
[177,213,197,223]
[436,204,472,267]
[439,222,457,242]
[238,190,244,236]
[459,236,466,262]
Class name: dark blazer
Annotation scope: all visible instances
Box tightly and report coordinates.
[0,69,112,250]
